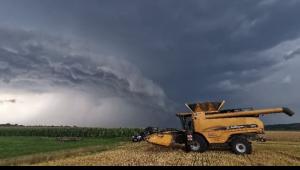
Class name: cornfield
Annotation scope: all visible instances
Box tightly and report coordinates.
[0,127,142,137]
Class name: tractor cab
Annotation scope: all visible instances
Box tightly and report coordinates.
[176,112,193,131]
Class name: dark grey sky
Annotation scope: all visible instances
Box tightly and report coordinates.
[0,0,299,127]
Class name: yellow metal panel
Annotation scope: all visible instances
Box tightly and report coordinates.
[145,132,174,147]
[193,113,264,144]
[205,108,284,119]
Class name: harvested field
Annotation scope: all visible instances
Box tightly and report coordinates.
[37,131,300,166]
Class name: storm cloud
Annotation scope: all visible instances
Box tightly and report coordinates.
[0,0,299,126]
[0,27,175,127]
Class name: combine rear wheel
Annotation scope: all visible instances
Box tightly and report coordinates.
[230,137,252,155]
[185,134,208,153]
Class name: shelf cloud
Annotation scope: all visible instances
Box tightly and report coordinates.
[0,0,299,126]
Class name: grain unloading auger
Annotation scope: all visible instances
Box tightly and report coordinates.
[142,100,295,154]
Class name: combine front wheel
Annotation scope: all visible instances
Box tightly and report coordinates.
[186,134,208,153]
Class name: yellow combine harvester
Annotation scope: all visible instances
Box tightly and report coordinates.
[144,100,295,154]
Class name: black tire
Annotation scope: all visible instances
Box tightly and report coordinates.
[184,142,191,152]
[132,136,139,142]
[230,137,252,155]
[186,134,208,153]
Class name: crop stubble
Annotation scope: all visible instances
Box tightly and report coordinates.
[37,131,300,166]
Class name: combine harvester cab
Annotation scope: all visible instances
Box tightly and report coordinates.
[145,100,295,154]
